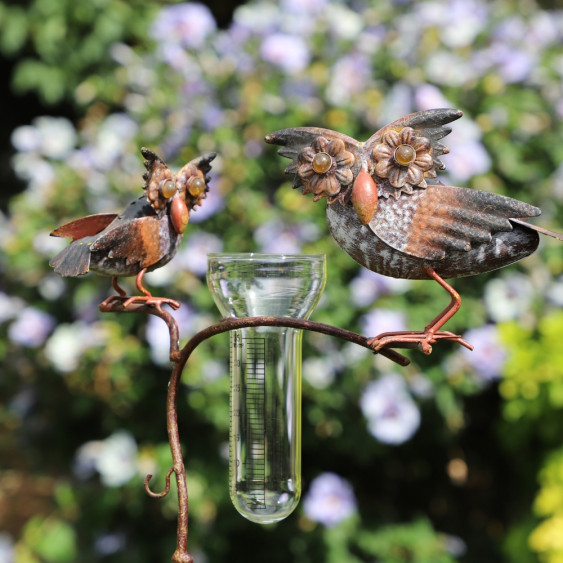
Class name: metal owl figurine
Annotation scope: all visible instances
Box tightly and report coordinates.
[265,109,562,354]
[50,148,216,310]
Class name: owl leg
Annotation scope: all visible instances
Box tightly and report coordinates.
[99,270,180,312]
[112,276,127,297]
[367,268,473,355]
[120,269,181,311]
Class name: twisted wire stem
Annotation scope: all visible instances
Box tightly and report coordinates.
[99,299,412,562]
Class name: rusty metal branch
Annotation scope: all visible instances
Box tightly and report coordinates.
[99,300,414,562]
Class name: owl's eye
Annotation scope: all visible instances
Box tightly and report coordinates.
[312,152,332,174]
[188,176,206,197]
[393,144,416,166]
[161,179,177,198]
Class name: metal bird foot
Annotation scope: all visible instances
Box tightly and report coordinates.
[367,330,473,355]
[99,294,181,313]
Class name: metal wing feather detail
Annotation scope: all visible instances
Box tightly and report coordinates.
[370,185,541,261]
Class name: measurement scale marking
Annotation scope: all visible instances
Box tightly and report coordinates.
[242,336,266,508]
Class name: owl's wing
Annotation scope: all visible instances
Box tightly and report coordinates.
[50,213,118,241]
[265,127,362,191]
[370,184,541,260]
[364,108,463,175]
[90,215,164,268]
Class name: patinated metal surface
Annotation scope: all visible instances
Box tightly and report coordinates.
[266,108,562,352]
[49,148,216,307]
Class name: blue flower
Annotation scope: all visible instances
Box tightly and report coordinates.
[145,302,196,366]
[303,472,357,527]
[460,324,506,382]
[74,431,138,487]
[349,268,409,307]
[360,373,421,445]
[360,308,408,337]
[8,306,55,348]
[260,33,310,74]
[254,219,320,254]
[484,273,535,322]
[150,3,216,50]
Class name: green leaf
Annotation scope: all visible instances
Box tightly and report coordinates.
[22,516,77,563]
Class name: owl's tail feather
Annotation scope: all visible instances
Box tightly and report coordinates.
[511,218,563,241]
[49,240,92,277]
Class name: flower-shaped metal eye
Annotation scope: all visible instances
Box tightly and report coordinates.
[297,137,355,202]
[162,179,177,198]
[373,127,435,197]
[393,144,416,167]
[188,176,206,197]
[312,152,333,174]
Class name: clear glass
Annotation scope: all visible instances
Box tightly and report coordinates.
[207,253,326,524]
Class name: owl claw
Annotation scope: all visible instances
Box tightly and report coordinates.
[99,294,181,312]
[367,330,473,355]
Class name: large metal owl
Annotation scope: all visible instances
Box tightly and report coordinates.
[50,148,215,310]
[266,109,562,354]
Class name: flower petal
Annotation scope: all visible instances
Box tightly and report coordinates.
[299,146,316,164]
[313,136,329,152]
[406,166,423,186]
[309,174,323,191]
[298,163,315,179]
[383,130,400,148]
[327,138,345,157]
[375,160,394,178]
[336,150,355,167]
[373,143,394,161]
[389,166,407,188]
[412,136,431,152]
[322,174,341,196]
[399,127,415,145]
[414,153,434,171]
[335,167,354,185]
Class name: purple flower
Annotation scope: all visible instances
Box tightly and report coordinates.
[74,431,138,487]
[260,33,310,74]
[94,533,126,556]
[360,373,421,445]
[175,232,224,276]
[360,308,407,338]
[189,186,224,223]
[0,291,24,324]
[11,116,77,159]
[254,219,319,254]
[44,322,108,373]
[349,268,409,307]
[484,274,534,322]
[8,307,55,348]
[0,533,14,562]
[280,0,328,15]
[146,303,195,366]
[150,3,216,50]
[303,472,357,527]
[327,53,372,105]
[460,324,506,382]
[487,44,535,83]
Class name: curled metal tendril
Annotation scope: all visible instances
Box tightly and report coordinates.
[145,467,176,499]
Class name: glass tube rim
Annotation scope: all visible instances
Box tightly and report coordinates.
[207,252,325,263]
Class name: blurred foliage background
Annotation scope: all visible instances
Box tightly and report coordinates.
[1,0,563,561]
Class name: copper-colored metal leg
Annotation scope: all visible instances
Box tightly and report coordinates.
[367,267,473,355]
[120,269,181,311]
[112,276,127,297]
[100,270,181,312]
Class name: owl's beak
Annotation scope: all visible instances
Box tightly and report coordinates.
[351,169,378,225]
[170,195,189,234]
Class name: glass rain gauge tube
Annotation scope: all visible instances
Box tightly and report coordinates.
[207,254,326,524]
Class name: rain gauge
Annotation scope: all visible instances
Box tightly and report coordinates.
[207,253,326,523]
